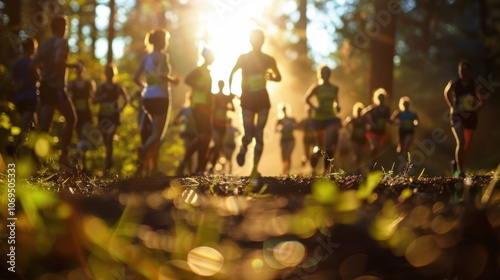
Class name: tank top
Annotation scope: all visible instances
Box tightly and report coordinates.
[12,57,38,102]
[453,79,477,112]
[98,84,120,116]
[312,83,338,121]
[213,94,232,123]
[69,80,92,111]
[351,116,367,139]
[398,111,417,132]
[190,67,212,107]
[280,118,295,140]
[370,105,390,134]
[143,52,170,99]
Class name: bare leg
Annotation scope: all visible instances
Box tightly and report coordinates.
[451,123,466,171]
[252,109,269,175]
[56,97,77,167]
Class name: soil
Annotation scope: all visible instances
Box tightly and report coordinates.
[2,173,500,280]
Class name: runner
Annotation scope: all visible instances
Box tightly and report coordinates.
[344,102,369,173]
[7,38,39,160]
[173,91,197,174]
[275,104,297,175]
[444,60,483,177]
[229,29,282,177]
[222,117,240,175]
[363,88,391,169]
[176,48,215,175]
[298,106,316,167]
[68,62,96,171]
[390,96,418,167]
[134,28,179,176]
[305,65,341,174]
[207,80,235,173]
[32,15,81,168]
[93,64,129,176]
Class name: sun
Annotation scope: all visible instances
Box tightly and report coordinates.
[198,1,271,95]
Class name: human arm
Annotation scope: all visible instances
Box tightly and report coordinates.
[390,110,399,125]
[266,57,281,82]
[118,85,130,112]
[133,57,146,90]
[229,56,242,94]
[444,80,454,108]
[305,84,318,111]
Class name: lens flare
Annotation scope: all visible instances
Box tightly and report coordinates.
[187,246,224,277]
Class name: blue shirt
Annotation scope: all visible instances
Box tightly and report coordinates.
[12,57,38,102]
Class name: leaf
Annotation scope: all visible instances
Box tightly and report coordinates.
[358,171,383,199]
[312,179,339,204]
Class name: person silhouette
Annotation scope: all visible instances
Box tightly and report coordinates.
[176,48,215,175]
[298,106,316,167]
[32,15,81,168]
[363,88,391,169]
[390,96,418,169]
[134,28,179,176]
[444,60,483,177]
[93,64,129,176]
[207,80,235,173]
[173,91,197,174]
[229,29,281,177]
[68,61,96,172]
[222,117,240,174]
[305,65,341,174]
[8,38,39,160]
[275,104,297,175]
[344,102,369,173]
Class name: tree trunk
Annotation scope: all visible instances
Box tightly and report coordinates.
[478,0,491,74]
[90,0,97,59]
[369,0,398,98]
[107,0,115,64]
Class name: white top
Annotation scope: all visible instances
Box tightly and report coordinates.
[142,51,170,99]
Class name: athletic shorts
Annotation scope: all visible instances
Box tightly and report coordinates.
[98,113,120,133]
[398,130,414,141]
[451,111,478,130]
[142,98,169,116]
[312,118,341,131]
[15,99,38,113]
[240,90,271,112]
[39,82,66,105]
[75,110,92,131]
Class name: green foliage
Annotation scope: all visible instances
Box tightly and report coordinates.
[357,171,383,200]
[312,178,339,204]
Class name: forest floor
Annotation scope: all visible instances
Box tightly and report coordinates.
[2,172,500,280]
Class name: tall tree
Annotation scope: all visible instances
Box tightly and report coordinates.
[369,0,398,97]
[107,0,115,64]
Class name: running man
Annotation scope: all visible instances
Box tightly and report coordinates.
[444,60,483,177]
[363,88,391,169]
[8,38,39,160]
[222,117,240,174]
[229,29,282,177]
[173,91,197,174]
[391,96,418,168]
[275,105,297,175]
[134,28,179,176]
[93,64,129,176]
[305,65,341,174]
[32,15,81,168]
[207,80,235,173]
[344,102,369,173]
[176,48,215,175]
[68,62,96,171]
[298,106,316,167]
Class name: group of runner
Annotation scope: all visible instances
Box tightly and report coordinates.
[7,16,483,177]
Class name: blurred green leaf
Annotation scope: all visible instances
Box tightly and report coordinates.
[358,171,383,199]
[312,179,339,204]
